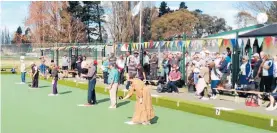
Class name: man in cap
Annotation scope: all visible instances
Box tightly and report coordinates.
[82,60,98,105]
[133,51,140,65]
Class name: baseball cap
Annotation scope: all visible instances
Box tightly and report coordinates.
[253,53,259,57]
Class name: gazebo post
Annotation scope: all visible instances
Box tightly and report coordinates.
[232,31,240,88]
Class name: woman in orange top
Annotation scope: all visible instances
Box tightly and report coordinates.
[122,78,155,125]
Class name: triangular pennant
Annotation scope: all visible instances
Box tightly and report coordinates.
[136,43,139,49]
[230,39,236,48]
[264,37,273,47]
[256,37,264,48]
[149,40,154,48]
[272,37,276,46]
[132,43,136,49]
[211,39,217,47]
[242,38,249,46]
[166,41,170,48]
[223,39,230,46]
[178,40,182,48]
[175,40,179,48]
[186,40,191,48]
[170,41,174,48]
[161,41,165,47]
[238,38,243,48]
[249,38,255,48]
[144,42,147,48]
[218,39,223,47]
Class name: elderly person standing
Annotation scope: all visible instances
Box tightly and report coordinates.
[49,65,59,96]
[143,51,150,79]
[82,60,98,105]
[107,63,120,108]
[239,56,251,86]
[62,54,69,78]
[150,54,159,80]
[161,54,169,82]
[126,55,138,90]
[252,53,263,90]
[20,57,26,84]
[259,54,274,93]
[31,62,39,88]
[210,61,222,99]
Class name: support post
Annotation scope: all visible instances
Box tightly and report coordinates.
[56,49,59,66]
[182,34,186,84]
[232,32,240,88]
[40,49,44,56]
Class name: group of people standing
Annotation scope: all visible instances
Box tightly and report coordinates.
[18,54,155,125]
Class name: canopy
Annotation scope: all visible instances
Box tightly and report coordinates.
[239,24,277,37]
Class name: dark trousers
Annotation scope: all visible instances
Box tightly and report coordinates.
[32,77,39,88]
[126,81,131,90]
[21,72,26,83]
[167,81,179,93]
[103,72,109,84]
[143,64,150,79]
[260,76,273,93]
[52,79,58,94]
[119,70,124,84]
[88,78,97,104]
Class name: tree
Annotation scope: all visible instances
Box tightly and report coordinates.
[192,11,232,38]
[16,27,23,35]
[235,11,256,28]
[236,1,277,23]
[159,1,169,17]
[194,9,203,14]
[151,9,198,40]
[179,2,188,9]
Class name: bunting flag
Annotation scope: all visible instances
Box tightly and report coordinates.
[121,44,128,51]
[264,37,273,47]
[166,41,170,48]
[175,40,179,48]
[218,39,223,47]
[238,38,243,48]
[273,37,277,46]
[155,42,160,48]
[186,40,191,48]
[170,41,174,48]
[178,40,183,48]
[132,43,136,49]
[144,42,147,48]
[161,41,165,47]
[242,38,249,46]
[136,43,140,49]
[256,37,264,48]
[149,40,154,48]
[211,39,217,47]
[223,39,229,46]
[249,38,255,48]
[230,39,236,48]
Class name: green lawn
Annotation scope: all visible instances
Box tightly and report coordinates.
[1,74,274,133]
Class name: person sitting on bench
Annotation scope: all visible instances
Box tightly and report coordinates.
[167,64,181,93]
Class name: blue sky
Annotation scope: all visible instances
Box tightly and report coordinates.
[0,1,240,34]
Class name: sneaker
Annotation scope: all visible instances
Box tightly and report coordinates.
[210,95,217,100]
[201,97,209,101]
[84,103,93,106]
[109,106,116,109]
[20,82,25,84]
[266,106,274,111]
[48,94,55,96]
[54,94,59,96]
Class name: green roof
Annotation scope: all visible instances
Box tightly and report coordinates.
[206,24,265,38]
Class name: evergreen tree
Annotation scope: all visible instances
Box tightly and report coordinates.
[16,26,22,35]
[159,1,169,17]
[179,2,188,9]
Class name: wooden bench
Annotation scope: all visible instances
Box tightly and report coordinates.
[1,67,15,71]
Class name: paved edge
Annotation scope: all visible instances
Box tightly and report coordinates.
[2,74,276,132]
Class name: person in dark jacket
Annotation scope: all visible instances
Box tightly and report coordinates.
[31,62,39,88]
[219,54,231,83]
[49,65,59,96]
[253,53,263,90]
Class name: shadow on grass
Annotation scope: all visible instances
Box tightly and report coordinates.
[39,85,51,88]
[59,91,72,95]
[97,98,110,104]
[126,116,159,125]
[117,101,130,107]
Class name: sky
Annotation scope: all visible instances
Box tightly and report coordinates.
[0,1,242,35]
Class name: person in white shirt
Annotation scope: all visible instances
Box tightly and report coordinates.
[209,61,222,99]
[143,51,150,78]
[116,55,126,84]
[133,51,140,65]
[20,59,26,84]
[214,52,222,68]
[62,55,69,78]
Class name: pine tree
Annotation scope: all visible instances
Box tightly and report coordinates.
[159,1,168,17]
[16,26,22,35]
[179,2,188,9]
